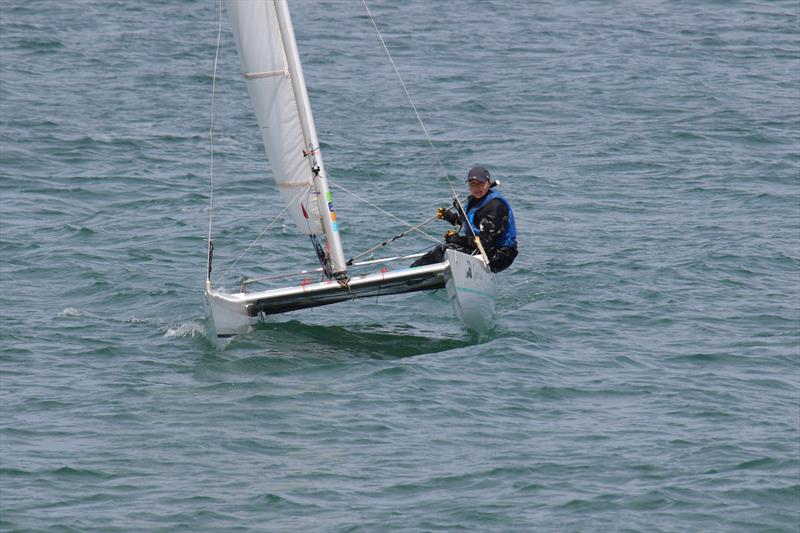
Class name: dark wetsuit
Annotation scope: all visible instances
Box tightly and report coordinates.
[412,192,518,273]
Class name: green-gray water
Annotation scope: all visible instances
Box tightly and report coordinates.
[1,1,798,531]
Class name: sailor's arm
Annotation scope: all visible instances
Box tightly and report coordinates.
[476,199,509,257]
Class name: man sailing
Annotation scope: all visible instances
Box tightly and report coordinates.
[412,166,518,273]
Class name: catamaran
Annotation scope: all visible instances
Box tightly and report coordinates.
[204,0,496,341]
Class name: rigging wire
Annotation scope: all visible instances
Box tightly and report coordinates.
[361,1,478,238]
[345,214,439,265]
[213,203,289,284]
[213,187,307,284]
[361,0,458,200]
[206,0,223,280]
[322,175,441,245]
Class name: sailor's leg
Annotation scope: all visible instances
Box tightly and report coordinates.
[489,246,518,273]
[410,244,447,267]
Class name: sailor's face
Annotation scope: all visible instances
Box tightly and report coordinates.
[468,179,490,199]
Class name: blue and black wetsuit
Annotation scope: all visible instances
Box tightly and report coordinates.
[413,190,518,273]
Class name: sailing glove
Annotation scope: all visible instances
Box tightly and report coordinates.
[444,231,471,249]
[437,207,460,226]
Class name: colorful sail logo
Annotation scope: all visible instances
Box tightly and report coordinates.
[326,191,339,231]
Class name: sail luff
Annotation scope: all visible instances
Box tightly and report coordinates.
[272,1,347,276]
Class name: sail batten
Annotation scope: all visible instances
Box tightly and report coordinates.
[244,69,289,80]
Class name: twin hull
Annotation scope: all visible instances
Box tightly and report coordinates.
[204,250,496,341]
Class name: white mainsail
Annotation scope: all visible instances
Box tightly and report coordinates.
[227,0,346,274]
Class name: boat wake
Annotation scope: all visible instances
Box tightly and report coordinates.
[57,307,85,318]
[164,321,205,339]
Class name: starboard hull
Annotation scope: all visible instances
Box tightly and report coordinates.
[443,249,497,336]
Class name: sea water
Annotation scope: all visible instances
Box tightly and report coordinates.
[1,1,798,531]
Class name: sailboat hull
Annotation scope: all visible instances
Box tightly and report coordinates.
[204,250,497,341]
[204,285,251,339]
[444,249,497,336]
[205,261,448,339]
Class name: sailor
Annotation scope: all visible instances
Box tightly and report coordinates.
[412,166,518,272]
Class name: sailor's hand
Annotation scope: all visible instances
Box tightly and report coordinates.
[444,230,462,245]
[438,208,459,225]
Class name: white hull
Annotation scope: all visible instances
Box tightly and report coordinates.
[204,250,496,342]
[443,249,497,336]
[203,281,252,339]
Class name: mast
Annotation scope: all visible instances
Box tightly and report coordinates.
[273,1,348,279]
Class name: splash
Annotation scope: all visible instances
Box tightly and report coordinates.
[164,322,204,338]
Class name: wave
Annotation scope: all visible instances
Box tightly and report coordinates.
[164,321,205,339]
